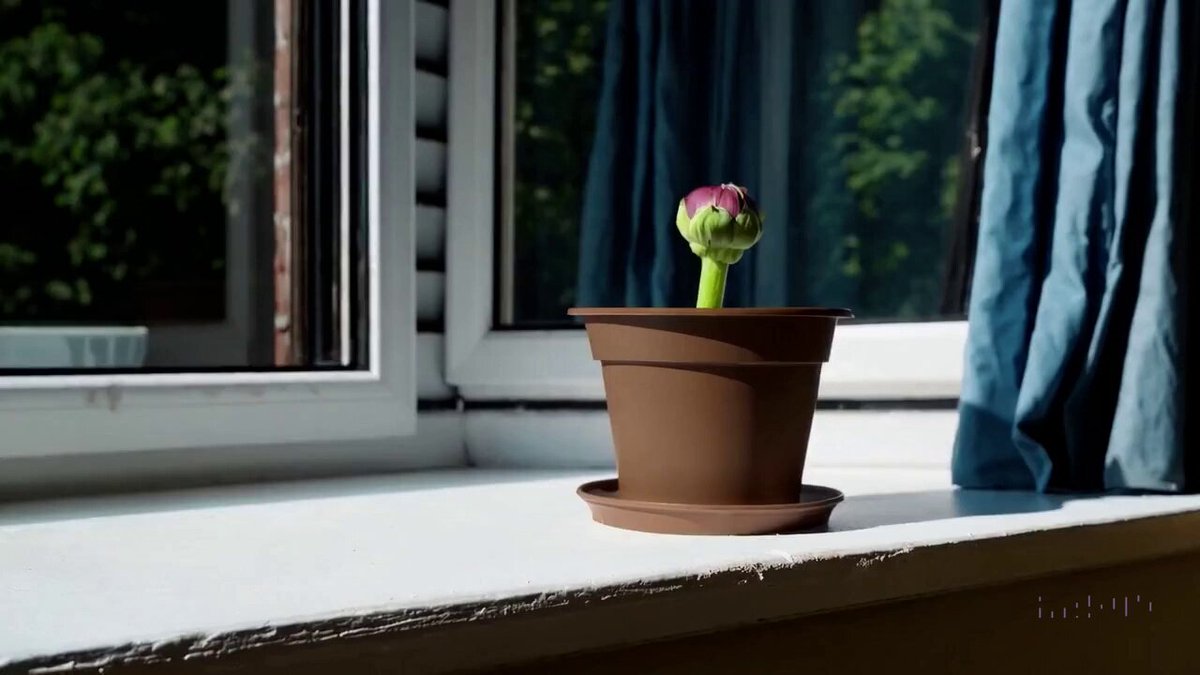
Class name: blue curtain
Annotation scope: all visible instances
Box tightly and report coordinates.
[576,0,785,309]
[574,0,978,316]
[953,0,1192,492]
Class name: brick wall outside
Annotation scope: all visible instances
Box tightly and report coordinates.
[272,0,296,365]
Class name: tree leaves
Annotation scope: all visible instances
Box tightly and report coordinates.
[828,0,976,317]
[0,3,249,320]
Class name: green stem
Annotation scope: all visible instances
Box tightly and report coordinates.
[696,256,728,308]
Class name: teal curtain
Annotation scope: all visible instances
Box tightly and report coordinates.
[575,0,978,317]
[576,0,782,309]
[953,0,1193,492]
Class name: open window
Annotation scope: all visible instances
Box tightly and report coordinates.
[446,0,998,402]
[0,0,420,461]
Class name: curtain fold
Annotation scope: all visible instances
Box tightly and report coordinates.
[953,0,1190,492]
[577,0,767,309]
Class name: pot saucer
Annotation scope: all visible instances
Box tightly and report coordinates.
[577,479,843,535]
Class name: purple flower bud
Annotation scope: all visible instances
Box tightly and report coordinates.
[682,183,754,219]
[675,183,764,308]
[675,182,764,268]
[681,181,763,307]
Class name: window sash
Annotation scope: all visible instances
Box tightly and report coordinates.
[0,0,419,461]
[445,1,967,403]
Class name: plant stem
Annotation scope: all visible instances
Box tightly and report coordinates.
[696,256,728,308]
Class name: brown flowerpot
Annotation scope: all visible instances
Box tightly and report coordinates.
[569,307,851,531]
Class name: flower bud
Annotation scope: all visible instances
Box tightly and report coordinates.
[675,183,763,265]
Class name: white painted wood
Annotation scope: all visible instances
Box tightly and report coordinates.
[449,322,965,401]
[416,70,447,132]
[822,321,965,398]
[466,409,613,468]
[416,204,446,263]
[441,5,967,404]
[417,332,453,400]
[466,410,958,469]
[415,0,448,65]
[445,0,496,385]
[0,369,379,392]
[805,409,958,467]
[0,411,465,499]
[4,467,1199,666]
[416,271,445,324]
[0,0,420,460]
[417,138,447,196]
[367,0,419,419]
[453,330,601,399]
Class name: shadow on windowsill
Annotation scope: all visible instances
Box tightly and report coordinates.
[826,488,1099,532]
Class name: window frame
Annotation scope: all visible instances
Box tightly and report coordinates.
[0,0,419,461]
[445,1,967,402]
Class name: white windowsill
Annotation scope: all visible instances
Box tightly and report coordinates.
[4,467,1200,672]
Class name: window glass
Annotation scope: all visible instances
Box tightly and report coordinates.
[500,0,985,325]
[0,0,362,370]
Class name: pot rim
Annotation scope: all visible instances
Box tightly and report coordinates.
[577,479,845,511]
[567,307,854,318]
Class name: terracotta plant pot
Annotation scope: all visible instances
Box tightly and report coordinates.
[569,307,852,534]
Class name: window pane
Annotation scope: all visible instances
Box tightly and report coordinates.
[501,0,985,324]
[0,0,363,370]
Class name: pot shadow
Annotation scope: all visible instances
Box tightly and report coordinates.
[820,488,1100,533]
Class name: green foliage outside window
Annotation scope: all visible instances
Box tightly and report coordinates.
[0,0,261,321]
[511,0,609,322]
[829,0,977,317]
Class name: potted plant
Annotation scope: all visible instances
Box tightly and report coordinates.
[571,184,851,535]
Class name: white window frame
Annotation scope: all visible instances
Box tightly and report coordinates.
[0,0,419,460]
[445,1,966,402]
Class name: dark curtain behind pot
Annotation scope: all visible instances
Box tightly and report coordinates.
[953,0,1195,492]
[574,0,980,319]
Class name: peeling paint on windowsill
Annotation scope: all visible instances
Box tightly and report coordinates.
[5,469,1200,673]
